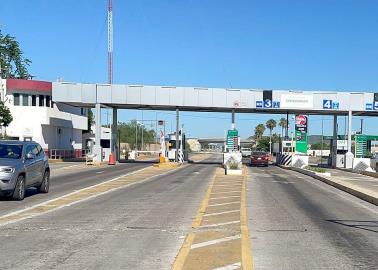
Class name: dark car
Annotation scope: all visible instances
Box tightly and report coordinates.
[250,151,269,167]
[0,141,50,200]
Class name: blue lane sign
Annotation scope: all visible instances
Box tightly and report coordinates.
[366,103,373,110]
[332,102,339,109]
[323,99,333,109]
[263,99,272,108]
[256,101,263,108]
[374,101,378,110]
[273,101,280,108]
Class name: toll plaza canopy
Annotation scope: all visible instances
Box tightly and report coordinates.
[52,82,378,115]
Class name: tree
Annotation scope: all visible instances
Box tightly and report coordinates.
[0,29,32,79]
[265,119,277,154]
[86,109,94,132]
[254,124,265,141]
[279,117,288,138]
[0,101,13,137]
[118,120,156,150]
[310,142,330,150]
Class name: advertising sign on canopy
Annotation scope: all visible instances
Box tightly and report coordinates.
[295,115,308,154]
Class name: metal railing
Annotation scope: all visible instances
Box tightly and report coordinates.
[48,149,89,160]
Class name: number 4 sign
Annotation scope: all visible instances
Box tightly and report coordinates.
[323,100,333,109]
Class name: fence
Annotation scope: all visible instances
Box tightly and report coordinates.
[47,149,89,160]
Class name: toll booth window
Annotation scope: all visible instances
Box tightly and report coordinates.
[31,95,36,106]
[46,96,51,107]
[13,94,20,106]
[22,94,29,106]
[39,95,45,106]
[100,139,110,148]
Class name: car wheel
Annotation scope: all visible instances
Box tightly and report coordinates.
[38,170,50,193]
[12,175,26,201]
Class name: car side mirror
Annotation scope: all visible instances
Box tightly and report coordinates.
[26,153,34,160]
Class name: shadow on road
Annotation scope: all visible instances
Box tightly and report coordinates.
[327,219,378,233]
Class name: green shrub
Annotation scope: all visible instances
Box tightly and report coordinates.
[305,166,326,173]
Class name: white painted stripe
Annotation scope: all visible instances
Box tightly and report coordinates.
[203,210,240,217]
[95,171,105,174]
[210,195,241,200]
[191,234,241,249]
[200,221,240,228]
[213,262,241,270]
[208,202,240,207]
[211,191,241,195]
[0,166,184,227]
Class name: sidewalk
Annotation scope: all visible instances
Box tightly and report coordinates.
[282,166,378,206]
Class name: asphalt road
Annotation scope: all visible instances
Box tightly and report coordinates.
[248,166,378,270]
[0,163,215,270]
[0,162,151,216]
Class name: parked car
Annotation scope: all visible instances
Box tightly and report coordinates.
[0,141,50,200]
[241,147,252,157]
[250,151,270,167]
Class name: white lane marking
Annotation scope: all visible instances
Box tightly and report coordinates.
[208,202,241,207]
[200,221,240,228]
[203,210,240,217]
[95,171,105,174]
[211,191,241,195]
[213,184,242,187]
[0,166,184,227]
[270,167,378,215]
[52,164,84,170]
[190,234,241,249]
[210,195,241,200]
[213,262,241,270]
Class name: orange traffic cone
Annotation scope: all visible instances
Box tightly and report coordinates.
[108,152,116,165]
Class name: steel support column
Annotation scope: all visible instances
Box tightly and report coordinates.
[231,109,235,130]
[93,103,102,162]
[111,107,118,161]
[331,115,337,168]
[348,110,352,153]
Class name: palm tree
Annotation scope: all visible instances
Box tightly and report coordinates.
[266,119,277,154]
[279,117,288,138]
[254,124,265,141]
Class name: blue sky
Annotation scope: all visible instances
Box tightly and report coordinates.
[1,0,378,138]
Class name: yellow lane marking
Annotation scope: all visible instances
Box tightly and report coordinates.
[171,168,217,270]
[172,166,254,270]
[0,165,183,227]
[241,167,253,270]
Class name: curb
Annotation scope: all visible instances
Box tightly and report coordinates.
[279,165,378,206]
[335,167,378,179]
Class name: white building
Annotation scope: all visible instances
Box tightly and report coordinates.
[0,79,88,157]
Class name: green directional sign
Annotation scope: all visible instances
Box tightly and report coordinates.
[227,129,238,152]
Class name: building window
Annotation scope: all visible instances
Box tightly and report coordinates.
[14,94,20,106]
[22,94,29,106]
[46,96,51,107]
[31,95,36,106]
[39,95,45,107]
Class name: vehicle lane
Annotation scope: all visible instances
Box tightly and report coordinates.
[248,166,378,270]
[0,162,151,216]
[0,163,215,270]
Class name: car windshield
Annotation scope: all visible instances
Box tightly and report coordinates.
[0,144,23,159]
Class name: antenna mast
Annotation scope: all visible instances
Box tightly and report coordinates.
[108,0,113,84]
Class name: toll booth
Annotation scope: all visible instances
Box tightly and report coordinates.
[167,132,186,162]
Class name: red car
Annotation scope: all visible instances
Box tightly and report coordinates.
[250,151,270,167]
